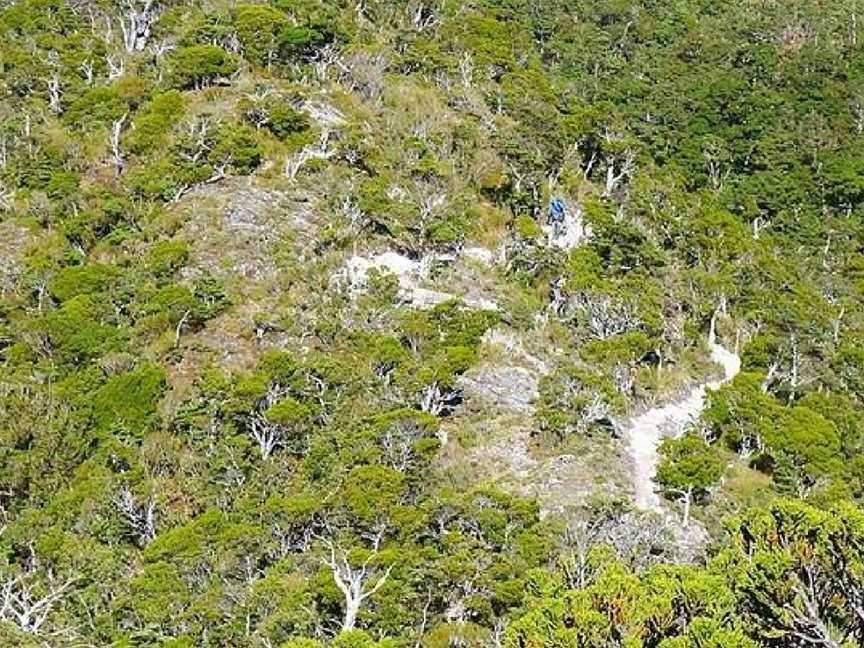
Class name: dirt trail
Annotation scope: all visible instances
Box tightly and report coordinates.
[623,317,741,510]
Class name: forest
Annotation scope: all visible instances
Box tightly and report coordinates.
[0,0,863,646]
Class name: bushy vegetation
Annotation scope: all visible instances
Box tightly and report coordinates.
[0,0,862,645]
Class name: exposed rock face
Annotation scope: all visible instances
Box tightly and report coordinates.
[343,251,426,290]
[481,328,550,374]
[181,179,314,285]
[541,199,591,251]
[339,250,498,310]
[462,246,495,266]
[440,417,626,516]
[665,516,711,563]
[458,365,538,414]
[302,101,346,128]
[465,426,538,479]
[168,180,318,391]
[411,287,498,311]
[440,327,629,515]
[0,222,29,296]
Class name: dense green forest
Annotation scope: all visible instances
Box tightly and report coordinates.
[0,0,863,645]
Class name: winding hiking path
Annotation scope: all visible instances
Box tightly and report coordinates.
[623,318,741,510]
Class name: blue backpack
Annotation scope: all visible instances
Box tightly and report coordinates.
[548,197,566,225]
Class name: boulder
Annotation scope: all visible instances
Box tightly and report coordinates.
[458,365,538,414]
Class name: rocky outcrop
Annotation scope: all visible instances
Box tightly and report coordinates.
[180,179,315,285]
[338,249,498,310]
[461,246,496,266]
[0,222,29,296]
[458,365,538,414]
[541,198,591,251]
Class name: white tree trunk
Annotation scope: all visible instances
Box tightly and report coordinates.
[47,71,62,114]
[110,113,127,175]
[106,54,125,79]
[321,536,393,632]
[120,0,159,53]
[0,568,75,634]
[681,485,693,528]
[602,150,635,197]
[116,486,157,546]
[284,131,334,180]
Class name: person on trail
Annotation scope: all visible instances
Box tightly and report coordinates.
[547,197,566,238]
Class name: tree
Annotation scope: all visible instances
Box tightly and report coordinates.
[89,363,167,436]
[275,2,338,59]
[370,408,439,474]
[234,4,287,68]
[2,0,864,644]
[537,363,620,438]
[116,485,157,547]
[725,500,864,647]
[118,0,162,52]
[128,91,185,154]
[319,533,394,632]
[0,564,75,636]
[762,406,843,496]
[413,350,470,416]
[168,45,237,90]
[505,559,754,647]
[656,433,725,527]
[703,372,781,455]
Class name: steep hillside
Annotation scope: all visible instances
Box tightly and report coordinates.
[0,1,863,646]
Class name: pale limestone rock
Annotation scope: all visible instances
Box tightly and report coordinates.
[541,200,591,251]
[458,365,538,414]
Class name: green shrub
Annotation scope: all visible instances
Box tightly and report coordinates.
[45,170,80,201]
[48,263,118,301]
[129,91,185,154]
[211,123,262,173]
[169,45,238,89]
[139,284,197,324]
[90,363,166,435]
[234,4,287,66]
[265,103,310,140]
[129,561,190,627]
[514,214,541,239]
[274,0,339,59]
[127,157,182,201]
[537,364,622,437]
[30,295,124,365]
[10,144,68,189]
[64,78,145,128]
[264,397,313,427]
[145,240,189,277]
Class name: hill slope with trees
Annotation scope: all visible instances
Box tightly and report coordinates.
[0,0,863,645]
